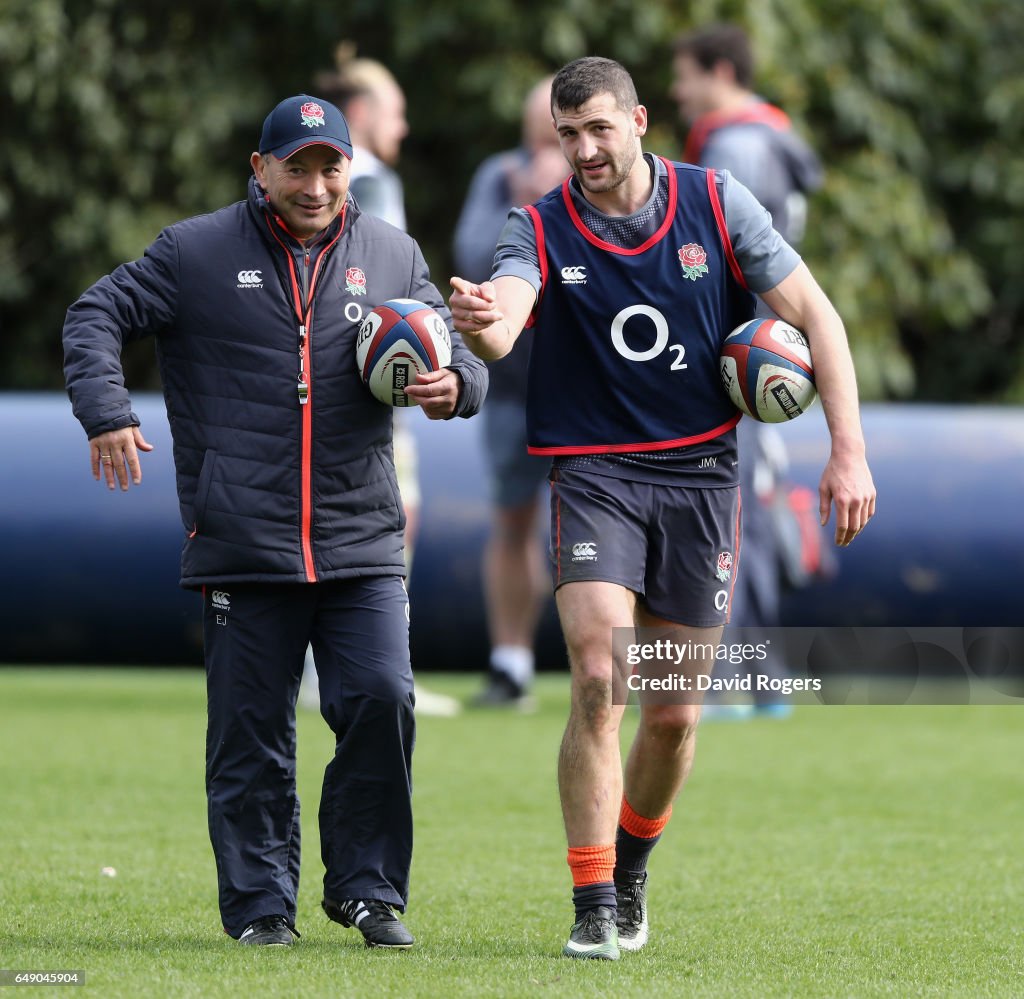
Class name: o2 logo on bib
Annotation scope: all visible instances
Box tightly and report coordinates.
[609,305,687,371]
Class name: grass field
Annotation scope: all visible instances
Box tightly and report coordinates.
[1,668,1022,998]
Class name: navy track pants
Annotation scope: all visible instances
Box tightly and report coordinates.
[202,575,414,937]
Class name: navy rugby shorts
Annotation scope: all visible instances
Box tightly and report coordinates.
[549,466,741,627]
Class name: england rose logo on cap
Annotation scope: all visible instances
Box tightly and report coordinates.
[258,94,353,160]
[300,102,326,129]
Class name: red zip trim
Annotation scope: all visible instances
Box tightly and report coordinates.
[264,209,346,582]
[297,223,344,580]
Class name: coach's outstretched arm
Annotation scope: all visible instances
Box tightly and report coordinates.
[760,261,876,548]
[64,240,175,491]
[449,275,537,362]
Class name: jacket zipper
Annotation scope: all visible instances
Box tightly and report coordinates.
[265,211,345,582]
[297,247,311,404]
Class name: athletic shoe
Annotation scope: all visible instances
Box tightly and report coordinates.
[322,898,415,949]
[413,683,462,718]
[562,905,619,960]
[470,670,536,712]
[615,872,649,951]
[239,915,295,946]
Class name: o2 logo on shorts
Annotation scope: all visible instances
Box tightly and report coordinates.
[571,541,598,562]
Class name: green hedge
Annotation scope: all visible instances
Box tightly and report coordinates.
[2,0,1021,399]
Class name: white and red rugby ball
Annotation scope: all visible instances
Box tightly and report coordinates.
[720,318,817,423]
[356,299,452,407]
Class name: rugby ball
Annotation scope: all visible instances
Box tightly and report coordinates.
[720,318,816,422]
[356,299,453,407]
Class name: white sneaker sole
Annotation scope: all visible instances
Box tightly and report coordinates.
[562,939,620,960]
[617,921,648,951]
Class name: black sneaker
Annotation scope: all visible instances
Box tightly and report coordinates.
[615,872,649,951]
[239,915,295,946]
[322,898,415,949]
[562,905,619,960]
[471,670,536,711]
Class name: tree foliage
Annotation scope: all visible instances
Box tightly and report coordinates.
[2,0,1021,399]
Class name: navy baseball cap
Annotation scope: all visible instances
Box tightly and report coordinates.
[258,95,353,160]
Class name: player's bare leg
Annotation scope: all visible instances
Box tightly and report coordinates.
[555,580,635,959]
[615,614,721,951]
[625,615,720,815]
[557,580,635,843]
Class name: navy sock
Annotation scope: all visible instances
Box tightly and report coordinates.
[572,882,617,921]
[614,825,661,882]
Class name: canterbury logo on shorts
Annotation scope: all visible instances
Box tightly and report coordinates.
[571,541,598,561]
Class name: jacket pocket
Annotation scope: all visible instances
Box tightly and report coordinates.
[375,449,407,532]
[192,449,219,534]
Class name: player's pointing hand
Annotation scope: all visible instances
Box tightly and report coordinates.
[449,277,503,335]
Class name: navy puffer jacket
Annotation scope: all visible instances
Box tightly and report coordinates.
[63,178,488,588]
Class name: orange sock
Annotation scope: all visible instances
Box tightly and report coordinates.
[567,844,616,886]
[619,797,672,839]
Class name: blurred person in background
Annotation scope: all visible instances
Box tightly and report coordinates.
[63,93,487,949]
[315,44,409,230]
[671,22,827,719]
[308,47,461,718]
[453,76,567,709]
